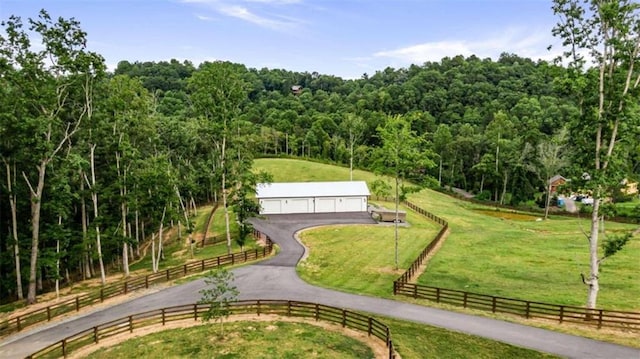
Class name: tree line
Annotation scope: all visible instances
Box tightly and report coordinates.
[1,1,638,309]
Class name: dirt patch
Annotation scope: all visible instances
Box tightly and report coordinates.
[67,315,393,359]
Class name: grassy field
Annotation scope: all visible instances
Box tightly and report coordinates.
[409,190,640,310]
[256,158,640,311]
[86,321,374,359]
[84,319,556,359]
[297,201,440,297]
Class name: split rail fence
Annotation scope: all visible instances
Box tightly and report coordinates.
[0,232,273,339]
[393,200,640,331]
[26,300,395,359]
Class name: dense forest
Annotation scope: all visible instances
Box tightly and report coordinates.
[1,6,638,305]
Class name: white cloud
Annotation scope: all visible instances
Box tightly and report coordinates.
[374,27,563,65]
[181,0,302,30]
[195,14,215,21]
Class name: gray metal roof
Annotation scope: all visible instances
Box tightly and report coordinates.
[256,181,370,199]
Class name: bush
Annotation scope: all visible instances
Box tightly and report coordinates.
[475,190,492,201]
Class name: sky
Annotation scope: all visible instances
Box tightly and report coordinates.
[0,0,564,79]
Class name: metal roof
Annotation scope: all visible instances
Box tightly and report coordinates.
[256,181,370,199]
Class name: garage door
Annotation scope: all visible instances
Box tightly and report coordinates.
[286,198,311,213]
[343,197,365,212]
[316,198,337,213]
[260,199,283,214]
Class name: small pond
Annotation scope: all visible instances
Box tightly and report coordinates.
[473,209,541,221]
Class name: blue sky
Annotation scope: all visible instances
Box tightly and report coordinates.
[0,0,563,79]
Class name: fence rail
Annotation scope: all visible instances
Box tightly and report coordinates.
[393,200,640,331]
[0,233,273,339]
[26,300,396,359]
[394,283,640,330]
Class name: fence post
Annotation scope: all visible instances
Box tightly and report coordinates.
[61,339,67,357]
[93,326,99,343]
[201,259,205,271]
[492,297,497,313]
[368,317,373,336]
[598,310,603,329]
[162,308,166,325]
[166,269,170,280]
[315,303,319,321]
[244,251,248,262]
[145,275,149,289]
[129,315,133,333]
[436,287,441,303]
[525,301,531,319]
[217,257,220,267]
[194,304,198,321]
[287,301,291,317]
[76,296,80,312]
[463,292,468,308]
[183,264,187,275]
[257,300,261,316]
[124,282,128,294]
[100,288,104,302]
[559,306,564,323]
[413,284,418,299]
[47,306,51,321]
[16,316,21,331]
[342,309,346,327]
[232,253,235,265]
[393,281,397,295]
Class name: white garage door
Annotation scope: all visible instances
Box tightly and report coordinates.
[286,198,312,213]
[343,197,365,212]
[316,198,337,213]
[260,199,283,214]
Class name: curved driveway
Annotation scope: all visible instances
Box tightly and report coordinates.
[1,213,639,359]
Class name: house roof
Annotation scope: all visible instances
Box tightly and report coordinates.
[549,175,566,183]
[256,181,370,199]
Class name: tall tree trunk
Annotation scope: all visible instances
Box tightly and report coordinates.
[586,192,601,309]
[544,179,552,220]
[88,145,106,284]
[80,172,91,280]
[438,156,443,186]
[480,173,485,194]
[55,215,61,300]
[350,141,354,181]
[6,162,23,300]
[117,151,130,277]
[500,170,508,205]
[221,135,232,254]
[394,176,399,270]
[23,162,47,304]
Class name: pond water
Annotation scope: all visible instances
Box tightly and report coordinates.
[473,209,541,221]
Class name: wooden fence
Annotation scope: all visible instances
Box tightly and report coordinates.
[393,200,640,331]
[26,300,395,359]
[0,233,273,339]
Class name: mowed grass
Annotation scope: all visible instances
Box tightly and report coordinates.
[409,189,640,310]
[84,319,557,359]
[297,202,441,297]
[255,158,639,310]
[86,321,374,359]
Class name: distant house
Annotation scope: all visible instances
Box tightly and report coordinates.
[549,175,567,194]
[291,85,303,95]
[621,178,638,195]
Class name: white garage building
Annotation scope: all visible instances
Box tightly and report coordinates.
[256,181,370,215]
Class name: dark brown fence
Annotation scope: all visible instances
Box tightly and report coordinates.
[394,283,640,330]
[26,300,395,359]
[393,200,640,331]
[0,233,274,339]
[395,200,449,284]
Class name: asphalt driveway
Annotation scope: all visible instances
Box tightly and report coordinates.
[1,212,638,359]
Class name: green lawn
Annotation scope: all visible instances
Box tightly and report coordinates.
[84,319,556,359]
[297,201,440,297]
[409,189,640,310]
[256,158,640,310]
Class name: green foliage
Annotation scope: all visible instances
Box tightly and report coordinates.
[198,268,239,335]
[601,233,632,260]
